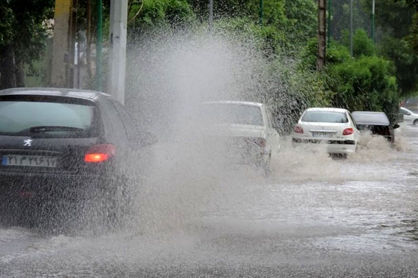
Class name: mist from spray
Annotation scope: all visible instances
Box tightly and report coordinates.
[0,27,413,278]
[116,29,403,235]
[123,31,276,234]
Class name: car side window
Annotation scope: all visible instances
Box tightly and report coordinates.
[348,112,357,127]
[400,109,411,116]
[111,100,138,142]
[98,99,128,144]
[264,108,273,128]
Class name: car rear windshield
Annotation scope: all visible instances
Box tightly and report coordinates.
[0,98,97,138]
[302,111,348,123]
[202,103,264,126]
[352,112,389,126]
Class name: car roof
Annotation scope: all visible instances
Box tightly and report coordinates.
[400,106,413,113]
[0,87,110,102]
[352,111,390,126]
[305,107,348,113]
[203,100,264,107]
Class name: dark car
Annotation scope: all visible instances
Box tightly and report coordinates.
[351,111,399,143]
[0,88,152,227]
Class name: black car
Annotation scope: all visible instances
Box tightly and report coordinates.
[0,88,152,227]
[352,111,399,143]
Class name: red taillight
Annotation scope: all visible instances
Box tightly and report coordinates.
[84,144,116,163]
[343,128,354,136]
[254,138,266,148]
[244,137,266,148]
[294,125,304,134]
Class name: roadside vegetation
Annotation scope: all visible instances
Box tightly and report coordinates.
[0,0,417,129]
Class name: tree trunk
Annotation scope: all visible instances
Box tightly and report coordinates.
[15,58,25,87]
[0,46,17,89]
[317,0,327,71]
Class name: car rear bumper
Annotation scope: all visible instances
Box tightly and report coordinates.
[0,170,110,201]
[292,138,357,154]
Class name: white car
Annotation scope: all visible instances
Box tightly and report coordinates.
[399,107,418,125]
[201,101,280,174]
[292,108,360,155]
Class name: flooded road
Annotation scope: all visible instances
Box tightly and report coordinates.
[1,124,417,277]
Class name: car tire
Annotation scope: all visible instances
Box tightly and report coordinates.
[414,119,418,126]
[261,153,272,177]
[330,153,347,159]
[99,175,134,230]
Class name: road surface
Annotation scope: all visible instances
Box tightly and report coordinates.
[0,124,417,277]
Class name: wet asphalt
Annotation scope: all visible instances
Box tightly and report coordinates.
[0,124,417,277]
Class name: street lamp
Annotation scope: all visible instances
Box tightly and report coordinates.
[371,0,375,43]
[350,0,353,56]
[96,0,103,90]
[209,0,213,31]
[327,0,332,47]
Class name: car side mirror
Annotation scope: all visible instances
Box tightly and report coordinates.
[393,124,400,129]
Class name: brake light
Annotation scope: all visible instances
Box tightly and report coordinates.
[84,144,116,163]
[294,125,304,134]
[254,138,266,148]
[343,128,354,136]
[244,137,266,148]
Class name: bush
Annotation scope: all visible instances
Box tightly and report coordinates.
[352,29,375,57]
[128,0,195,34]
[328,55,399,123]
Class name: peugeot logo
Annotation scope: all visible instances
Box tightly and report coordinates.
[23,139,33,147]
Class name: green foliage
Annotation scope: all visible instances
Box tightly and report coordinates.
[214,17,286,55]
[379,35,418,96]
[0,5,14,47]
[301,28,400,124]
[352,29,375,57]
[365,0,414,39]
[327,55,399,123]
[128,0,195,35]
[408,12,418,54]
[0,0,54,88]
[300,38,351,71]
[327,41,351,64]
[283,0,317,45]
[186,0,315,50]
[246,0,286,25]
[0,0,54,62]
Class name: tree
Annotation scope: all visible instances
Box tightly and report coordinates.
[128,0,195,36]
[359,0,418,95]
[328,54,399,123]
[0,0,54,89]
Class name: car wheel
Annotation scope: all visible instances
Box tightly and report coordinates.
[99,175,134,230]
[414,119,418,126]
[330,153,347,160]
[261,153,272,177]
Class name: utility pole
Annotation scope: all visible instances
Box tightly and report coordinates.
[350,0,353,56]
[108,0,128,104]
[327,0,332,48]
[259,0,263,25]
[371,0,375,43]
[51,0,73,87]
[317,0,327,70]
[96,0,103,91]
[209,0,213,31]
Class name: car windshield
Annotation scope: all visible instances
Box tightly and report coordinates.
[302,111,348,123]
[0,100,96,137]
[352,112,389,126]
[201,103,264,126]
[400,108,411,115]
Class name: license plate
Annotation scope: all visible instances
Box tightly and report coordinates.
[312,132,333,138]
[1,155,58,168]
